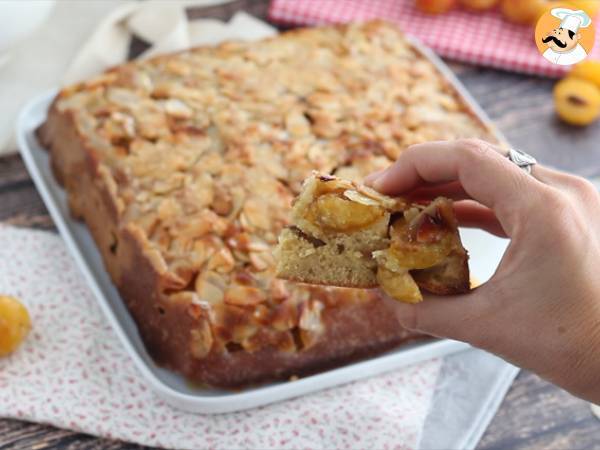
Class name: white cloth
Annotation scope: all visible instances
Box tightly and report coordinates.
[0,0,270,155]
[543,44,588,65]
[63,0,275,84]
[420,351,518,450]
[0,0,120,155]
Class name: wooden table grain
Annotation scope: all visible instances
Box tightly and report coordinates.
[2,1,600,449]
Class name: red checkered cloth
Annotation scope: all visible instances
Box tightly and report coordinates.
[269,0,600,77]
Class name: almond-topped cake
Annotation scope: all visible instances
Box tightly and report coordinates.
[275,173,469,303]
[38,21,499,387]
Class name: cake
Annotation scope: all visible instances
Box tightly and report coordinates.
[38,21,498,387]
[275,173,469,303]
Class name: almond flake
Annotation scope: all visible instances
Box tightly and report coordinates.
[343,189,381,207]
[223,285,266,306]
[165,99,193,119]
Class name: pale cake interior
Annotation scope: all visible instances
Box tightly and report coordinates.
[275,226,379,288]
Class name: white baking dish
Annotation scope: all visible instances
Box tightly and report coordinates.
[16,40,509,414]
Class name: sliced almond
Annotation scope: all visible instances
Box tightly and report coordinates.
[241,197,271,230]
[195,271,226,304]
[232,323,258,343]
[111,111,136,138]
[212,185,233,216]
[207,247,235,273]
[165,98,193,119]
[299,300,324,333]
[191,237,218,268]
[249,251,274,271]
[157,198,181,221]
[247,238,270,252]
[179,210,226,239]
[358,185,406,210]
[285,109,311,137]
[343,189,381,207]
[223,285,266,306]
[269,279,289,302]
[190,320,213,359]
[376,265,422,304]
[243,329,295,353]
[271,297,299,331]
[297,300,325,350]
[166,59,191,77]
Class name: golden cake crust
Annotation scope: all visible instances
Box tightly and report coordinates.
[38,21,497,387]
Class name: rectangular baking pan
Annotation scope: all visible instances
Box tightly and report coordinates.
[16,37,509,414]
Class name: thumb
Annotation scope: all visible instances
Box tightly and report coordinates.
[383,287,493,346]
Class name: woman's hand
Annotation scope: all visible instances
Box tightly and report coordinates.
[365,139,600,403]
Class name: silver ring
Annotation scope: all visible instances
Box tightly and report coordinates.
[507,148,537,175]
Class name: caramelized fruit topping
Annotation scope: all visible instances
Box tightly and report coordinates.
[307,193,385,232]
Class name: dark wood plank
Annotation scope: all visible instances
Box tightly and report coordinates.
[185,0,270,22]
[454,64,600,178]
[2,1,600,449]
[0,418,150,450]
[0,155,53,229]
[480,371,600,450]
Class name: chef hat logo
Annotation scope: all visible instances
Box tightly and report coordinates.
[535,5,595,66]
[552,8,592,33]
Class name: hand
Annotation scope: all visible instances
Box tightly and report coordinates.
[365,139,600,403]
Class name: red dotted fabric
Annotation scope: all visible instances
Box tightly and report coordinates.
[269,0,600,78]
[0,226,441,449]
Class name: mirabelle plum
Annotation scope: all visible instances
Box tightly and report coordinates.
[0,295,31,357]
[308,193,385,232]
[415,0,457,14]
[554,77,600,126]
[459,0,499,11]
[388,218,453,269]
[570,60,600,90]
[501,0,546,24]
[377,266,423,304]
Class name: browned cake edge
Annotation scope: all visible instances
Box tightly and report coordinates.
[37,98,425,388]
[413,250,470,295]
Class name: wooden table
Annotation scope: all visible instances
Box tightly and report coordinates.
[2,1,600,448]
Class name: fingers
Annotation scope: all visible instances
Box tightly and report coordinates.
[454,200,507,238]
[533,166,600,204]
[364,169,386,185]
[405,181,469,202]
[531,165,579,188]
[366,140,506,195]
[383,287,493,345]
[365,139,543,236]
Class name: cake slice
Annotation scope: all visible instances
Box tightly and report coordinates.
[274,173,470,303]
